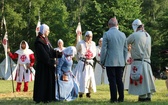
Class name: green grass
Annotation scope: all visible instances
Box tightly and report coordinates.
[0,79,168,105]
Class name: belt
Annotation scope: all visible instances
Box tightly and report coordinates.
[134,59,150,64]
[80,57,93,67]
[96,60,105,69]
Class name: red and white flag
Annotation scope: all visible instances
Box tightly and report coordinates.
[35,20,41,36]
[2,32,8,54]
[76,22,82,42]
[2,17,8,75]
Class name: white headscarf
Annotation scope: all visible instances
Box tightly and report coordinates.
[57,39,64,45]
[15,40,33,55]
[85,31,93,37]
[99,38,103,41]
[132,19,143,32]
[63,46,77,57]
[39,24,49,34]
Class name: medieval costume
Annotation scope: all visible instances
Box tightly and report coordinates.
[74,31,96,98]
[33,24,62,103]
[55,46,78,101]
[8,40,35,92]
[94,38,108,85]
[127,19,156,101]
[122,51,132,90]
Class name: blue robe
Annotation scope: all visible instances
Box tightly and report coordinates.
[55,55,78,101]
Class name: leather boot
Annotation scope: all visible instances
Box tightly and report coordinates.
[86,93,91,98]
[23,82,28,92]
[79,93,83,98]
[16,82,22,92]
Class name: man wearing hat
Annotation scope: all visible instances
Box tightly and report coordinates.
[100,17,127,103]
[127,19,156,101]
[74,31,97,98]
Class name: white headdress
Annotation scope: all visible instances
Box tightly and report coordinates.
[63,46,77,57]
[57,39,64,44]
[85,31,93,37]
[132,19,143,32]
[99,38,103,41]
[39,24,49,34]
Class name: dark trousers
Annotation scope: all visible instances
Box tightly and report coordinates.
[106,67,124,102]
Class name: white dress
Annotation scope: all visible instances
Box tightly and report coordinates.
[94,46,109,85]
[73,40,97,93]
[122,51,132,90]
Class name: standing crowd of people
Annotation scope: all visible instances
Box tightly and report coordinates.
[7,17,157,103]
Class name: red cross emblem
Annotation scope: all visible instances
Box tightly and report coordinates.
[20,55,27,62]
[2,39,7,45]
[127,57,133,64]
[77,31,81,35]
[36,27,40,31]
[132,66,137,73]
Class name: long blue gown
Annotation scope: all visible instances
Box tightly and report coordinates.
[55,54,78,101]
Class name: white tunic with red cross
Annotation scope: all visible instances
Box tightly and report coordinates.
[15,49,34,83]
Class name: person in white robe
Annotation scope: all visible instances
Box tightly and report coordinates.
[127,19,156,102]
[94,38,108,85]
[74,31,96,98]
[7,40,35,92]
[122,44,132,90]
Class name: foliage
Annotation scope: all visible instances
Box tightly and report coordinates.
[81,0,142,43]
[0,0,168,72]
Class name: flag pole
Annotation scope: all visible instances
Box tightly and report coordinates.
[9,55,15,93]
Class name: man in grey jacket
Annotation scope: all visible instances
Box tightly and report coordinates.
[100,17,127,103]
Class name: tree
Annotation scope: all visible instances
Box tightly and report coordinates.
[80,0,142,43]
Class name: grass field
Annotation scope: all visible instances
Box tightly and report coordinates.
[0,79,168,105]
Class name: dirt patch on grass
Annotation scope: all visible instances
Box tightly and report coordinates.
[0,92,33,98]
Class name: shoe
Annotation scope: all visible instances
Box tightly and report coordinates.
[118,100,124,102]
[86,93,91,98]
[79,94,83,98]
[146,98,151,101]
[138,98,146,102]
[110,100,117,103]
[138,97,151,102]
[118,97,124,102]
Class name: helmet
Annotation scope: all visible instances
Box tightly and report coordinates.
[132,19,142,32]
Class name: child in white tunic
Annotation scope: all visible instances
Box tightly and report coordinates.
[8,40,35,92]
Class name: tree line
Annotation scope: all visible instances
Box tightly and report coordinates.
[1,0,168,73]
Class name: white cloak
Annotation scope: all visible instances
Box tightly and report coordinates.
[94,46,108,85]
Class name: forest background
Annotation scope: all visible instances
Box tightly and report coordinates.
[0,0,168,75]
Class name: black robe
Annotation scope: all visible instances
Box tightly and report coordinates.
[33,35,61,103]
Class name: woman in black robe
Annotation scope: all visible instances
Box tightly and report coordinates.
[33,24,62,103]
